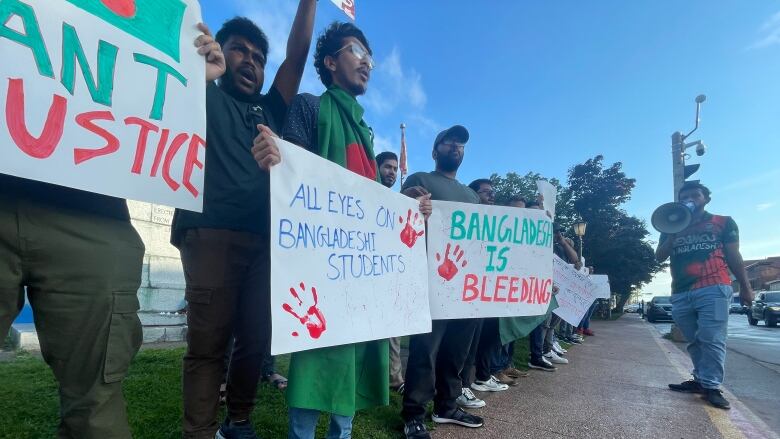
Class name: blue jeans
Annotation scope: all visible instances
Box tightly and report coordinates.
[288,407,353,439]
[670,284,731,390]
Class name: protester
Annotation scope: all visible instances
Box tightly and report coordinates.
[0,25,224,439]
[576,267,598,337]
[252,21,430,438]
[656,182,753,410]
[400,125,484,438]
[541,229,581,365]
[169,5,317,438]
[375,151,406,393]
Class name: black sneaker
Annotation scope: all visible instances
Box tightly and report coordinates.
[527,358,556,372]
[702,389,730,410]
[668,379,704,394]
[403,419,431,438]
[431,408,484,428]
[215,418,259,439]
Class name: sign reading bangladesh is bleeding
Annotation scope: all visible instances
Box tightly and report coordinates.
[426,201,554,319]
[0,0,206,211]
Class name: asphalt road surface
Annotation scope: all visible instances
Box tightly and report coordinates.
[645,312,780,433]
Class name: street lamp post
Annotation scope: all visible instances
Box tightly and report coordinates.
[573,221,587,263]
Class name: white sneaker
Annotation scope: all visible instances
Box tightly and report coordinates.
[456,387,486,408]
[544,351,569,364]
[471,376,509,392]
[553,341,567,354]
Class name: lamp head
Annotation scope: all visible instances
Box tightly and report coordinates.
[695,94,706,104]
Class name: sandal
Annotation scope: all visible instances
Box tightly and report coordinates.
[265,372,288,390]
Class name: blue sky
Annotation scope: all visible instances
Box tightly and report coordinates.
[199,0,780,297]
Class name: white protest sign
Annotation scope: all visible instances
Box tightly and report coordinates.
[426,201,554,319]
[536,179,557,219]
[552,255,597,326]
[270,138,431,355]
[590,274,612,299]
[0,0,206,211]
[329,0,355,20]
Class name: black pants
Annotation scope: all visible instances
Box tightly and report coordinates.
[529,322,545,362]
[460,319,483,387]
[474,318,502,382]
[402,318,481,421]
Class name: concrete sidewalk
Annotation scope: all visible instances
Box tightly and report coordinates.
[433,314,778,439]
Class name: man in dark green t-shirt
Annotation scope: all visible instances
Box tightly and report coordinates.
[656,182,753,410]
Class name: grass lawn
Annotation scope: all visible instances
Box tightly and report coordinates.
[0,337,531,438]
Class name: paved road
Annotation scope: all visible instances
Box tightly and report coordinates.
[645,312,780,433]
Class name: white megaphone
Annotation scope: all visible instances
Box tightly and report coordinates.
[651,202,695,234]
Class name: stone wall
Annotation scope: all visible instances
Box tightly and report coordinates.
[127,201,188,344]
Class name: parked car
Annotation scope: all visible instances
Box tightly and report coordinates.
[646,296,674,323]
[729,294,748,314]
[623,303,640,313]
[748,291,780,327]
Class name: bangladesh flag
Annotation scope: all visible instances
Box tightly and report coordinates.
[65,0,186,61]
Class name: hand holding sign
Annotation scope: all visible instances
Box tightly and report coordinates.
[251,124,281,170]
[282,282,327,339]
[194,23,225,81]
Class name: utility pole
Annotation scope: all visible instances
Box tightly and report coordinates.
[671,95,707,200]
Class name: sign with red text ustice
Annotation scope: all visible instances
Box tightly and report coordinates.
[0,0,206,211]
[269,139,431,355]
[426,201,554,319]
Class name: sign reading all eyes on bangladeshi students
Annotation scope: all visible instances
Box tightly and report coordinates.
[269,138,431,355]
[426,201,554,319]
[0,0,206,211]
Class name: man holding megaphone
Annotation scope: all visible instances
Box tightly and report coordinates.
[654,182,753,410]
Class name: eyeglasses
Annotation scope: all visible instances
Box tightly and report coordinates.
[334,43,375,70]
[439,141,466,149]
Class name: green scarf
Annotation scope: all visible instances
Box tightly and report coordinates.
[499,296,559,345]
[317,85,377,179]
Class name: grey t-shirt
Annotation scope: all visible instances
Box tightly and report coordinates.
[401,171,479,203]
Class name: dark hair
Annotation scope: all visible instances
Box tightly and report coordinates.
[376,151,398,167]
[678,181,711,199]
[468,179,492,192]
[509,195,527,205]
[525,200,540,208]
[216,17,269,61]
[314,22,372,86]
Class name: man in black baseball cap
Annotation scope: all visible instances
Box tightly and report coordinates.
[400,125,484,438]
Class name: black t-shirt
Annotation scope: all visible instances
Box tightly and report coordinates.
[282,93,320,151]
[171,82,287,244]
[0,174,129,220]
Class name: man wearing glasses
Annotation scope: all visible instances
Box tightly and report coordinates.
[400,126,485,438]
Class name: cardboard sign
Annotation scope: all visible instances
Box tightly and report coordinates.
[536,179,557,219]
[0,0,206,211]
[552,255,597,326]
[426,201,554,319]
[269,138,431,355]
[329,0,355,20]
[590,274,612,299]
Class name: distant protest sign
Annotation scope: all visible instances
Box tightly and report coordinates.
[536,179,557,219]
[552,255,597,326]
[426,201,554,319]
[329,0,355,20]
[0,0,206,211]
[269,139,430,355]
[590,274,612,299]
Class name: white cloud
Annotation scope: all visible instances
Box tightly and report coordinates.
[373,134,395,154]
[757,202,775,211]
[362,47,427,115]
[748,11,780,49]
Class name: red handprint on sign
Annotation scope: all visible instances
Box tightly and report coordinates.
[282,282,327,339]
[399,209,425,248]
[436,243,467,281]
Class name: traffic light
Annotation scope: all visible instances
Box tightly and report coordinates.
[684,163,700,180]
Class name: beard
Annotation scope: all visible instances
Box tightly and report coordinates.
[437,154,463,172]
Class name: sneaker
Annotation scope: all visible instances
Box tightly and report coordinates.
[565,336,582,345]
[552,341,567,355]
[528,358,556,372]
[494,371,520,386]
[432,408,484,428]
[668,379,704,394]
[702,389,730,410]
[502,367,529,378]
[404,419,431,439]
[471,376,509,392]
[544,351,569,365]
[582,328,595,336]
[456,387,486,408]
[215,419,258,439]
